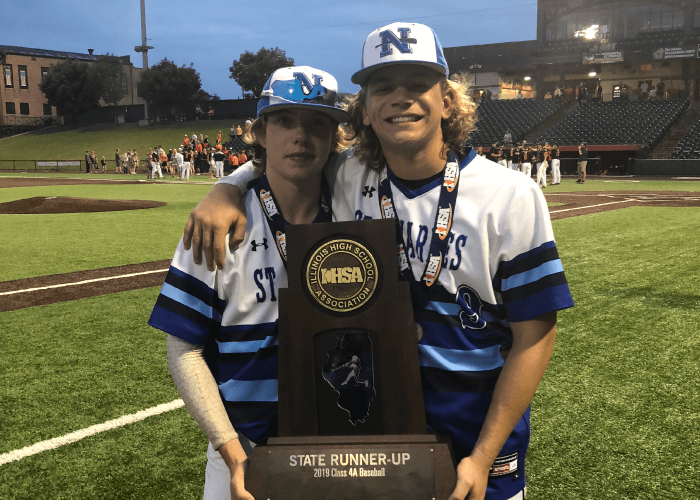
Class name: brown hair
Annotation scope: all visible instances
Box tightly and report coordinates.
[342,73,477,168]
[243,113,346,171]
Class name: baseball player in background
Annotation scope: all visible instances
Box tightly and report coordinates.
[521,145,532,178]
[550,144,561,185]
[179,23,574,500]
[182,148,191,181]
[536,145,548,188]
[175,148,184,181]
[149,66,349,500]
[214,147,225,178]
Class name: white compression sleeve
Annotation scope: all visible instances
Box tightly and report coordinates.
[166,334,238,450]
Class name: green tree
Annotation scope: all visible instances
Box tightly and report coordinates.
[95,54,127,106]
[39,60,103,123]
[137,58,203,115]
[229,47,294,98]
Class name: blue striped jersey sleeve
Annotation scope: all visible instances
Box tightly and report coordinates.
[495,241,574,322]
[148,264,226,345]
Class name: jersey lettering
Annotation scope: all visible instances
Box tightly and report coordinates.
[415,224,428,262]
[354,210,373,220]
[254,269,266,303]
[449,234,467,270]
[264,267,277,302]
[405,221,415,259]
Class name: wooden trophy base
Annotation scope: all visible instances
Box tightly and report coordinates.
[246,434,457,500]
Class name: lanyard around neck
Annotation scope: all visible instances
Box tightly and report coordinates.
[377,150,464,310]
[254,173,332,269]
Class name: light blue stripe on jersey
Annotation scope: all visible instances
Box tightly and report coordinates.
[219,379,278,402]
[159,282,222,322]
[426,301,505,326]
[500,259,564,291]
[419,344,504,372]
[160,281,218,319]
[216,336,278,353]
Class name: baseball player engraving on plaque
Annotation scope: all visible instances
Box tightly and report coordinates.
[245,218,457,499]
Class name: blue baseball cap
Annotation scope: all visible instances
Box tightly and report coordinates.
[257,66,350,123]
[351,22,449,86]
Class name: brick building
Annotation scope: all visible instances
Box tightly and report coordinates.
[0,46,146,130]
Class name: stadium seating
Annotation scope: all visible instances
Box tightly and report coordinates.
[616,28,683,48]
[531,38,590,56]
[534,98,688,147]
[669,116,700,159]
[225,137,249,152]
[467,99,565,146]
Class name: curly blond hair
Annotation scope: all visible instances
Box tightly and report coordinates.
[342,73,477,169]
[243,114,347,171]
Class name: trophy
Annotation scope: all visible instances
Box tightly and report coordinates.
[245,218,457,499]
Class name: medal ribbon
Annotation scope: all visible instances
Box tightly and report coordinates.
[254,173,332,269]
[377,150,466,311]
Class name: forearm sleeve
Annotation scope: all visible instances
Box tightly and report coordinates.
[216,161,261,194]
[166,334,238,449]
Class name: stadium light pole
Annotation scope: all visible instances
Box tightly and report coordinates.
[134,0,154,70]
[134,0,154,120]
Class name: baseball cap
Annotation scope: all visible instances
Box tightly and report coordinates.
[257,66,350,123]
[351,22,449,86]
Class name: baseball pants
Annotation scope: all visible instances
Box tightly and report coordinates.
[498,159,508,168]
[578,160,587,179]
[152,162,163,179]
[551,159,560,184]
[215,161,224,178]
[183,161,191,180]
[522,162,532,177]
[536,161,548,187]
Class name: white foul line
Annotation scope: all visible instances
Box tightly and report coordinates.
[550,199,635,214]
[0,399,185,466]
[0,268,169,296]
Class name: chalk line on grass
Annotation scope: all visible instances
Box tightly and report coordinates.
[550,199,635,214]
[0,269,169,296]
[0,399,185,466]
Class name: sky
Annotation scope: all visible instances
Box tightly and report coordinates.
[0,0,538,99]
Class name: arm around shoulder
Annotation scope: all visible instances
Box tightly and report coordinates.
[182,181,249,271]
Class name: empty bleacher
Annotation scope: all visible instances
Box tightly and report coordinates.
[616,28,684,49]
[467,99,565,146]
[534,98,688,146]
[669,116,700,158]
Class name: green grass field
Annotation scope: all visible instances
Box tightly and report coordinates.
[0,132,698,499]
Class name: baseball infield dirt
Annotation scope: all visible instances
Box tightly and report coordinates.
[0,196,166,214]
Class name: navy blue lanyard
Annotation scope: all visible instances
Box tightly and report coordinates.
[378,150,464,310]
[254,173,332,268]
